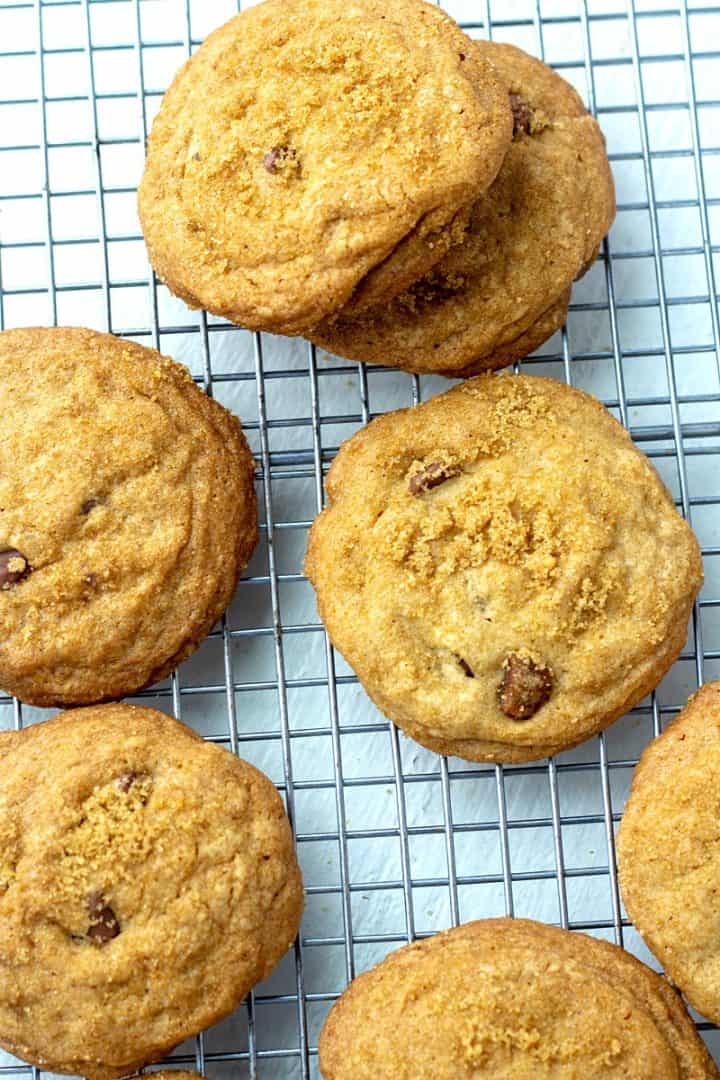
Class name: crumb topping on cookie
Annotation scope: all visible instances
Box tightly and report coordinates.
[305,375,701,762]
[318,919,717,1078]
[0,704,303,1078]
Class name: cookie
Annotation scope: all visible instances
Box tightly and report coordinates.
[0,327,257,707]
[617,682,720,1026]
[0,703,304,1078]
[149,1073,205,1079]
[138,0,511,334]
[148,1074,205,1080]
[310,42,615,374]
[304,375,702,763]
[318,918,717,1078]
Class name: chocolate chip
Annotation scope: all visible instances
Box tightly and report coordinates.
[192,152,201,162]
[264,149,280,173]
[263,145,299,174]
[115,770,149,803]
[405,271,466,311]
[84,572,97,588]
[509,92,533,137]
[457,657,475,678]
[88,908,120,944]
[116,771,136,793]
[0,549,30,590]
[86,891,120,944]
[409,461,459,496]
[498,653,553,720]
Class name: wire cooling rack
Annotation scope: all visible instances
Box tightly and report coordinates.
[1,0,720,1075]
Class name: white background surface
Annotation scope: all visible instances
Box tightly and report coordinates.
[1,0,720,1076]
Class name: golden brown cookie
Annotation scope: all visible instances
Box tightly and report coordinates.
[0,703,304,1078]
[617,682,720,1026]
[140,1074,204,1080]
[0,327,257,708]
[310,42,615,374]
[138,0,511,334]
[146,1073,205,1080]
[305,375,701,763]
[319,918,717,1078]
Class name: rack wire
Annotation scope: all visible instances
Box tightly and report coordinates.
[1,0,719,1075]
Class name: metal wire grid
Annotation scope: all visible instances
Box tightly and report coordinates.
[0,0,719,1075]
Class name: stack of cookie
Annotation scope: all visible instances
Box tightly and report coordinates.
[138,0,615,377]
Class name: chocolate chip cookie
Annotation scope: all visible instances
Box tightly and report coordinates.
[617,682,720,1026]
[0,703,304,1078]
[311,42,615,374]
[304,375,701,763]
[319,918,717,1078]
[0,327,257,707]
[138,0,511,334]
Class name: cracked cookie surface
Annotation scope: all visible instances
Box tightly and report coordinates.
[0,327,257,707]
[318,918,718,1078]
[138,0,511,334]
[618,682,720,1027]
[0,703,303,1079]
[305,375,701,763]
[311,42,615,373]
